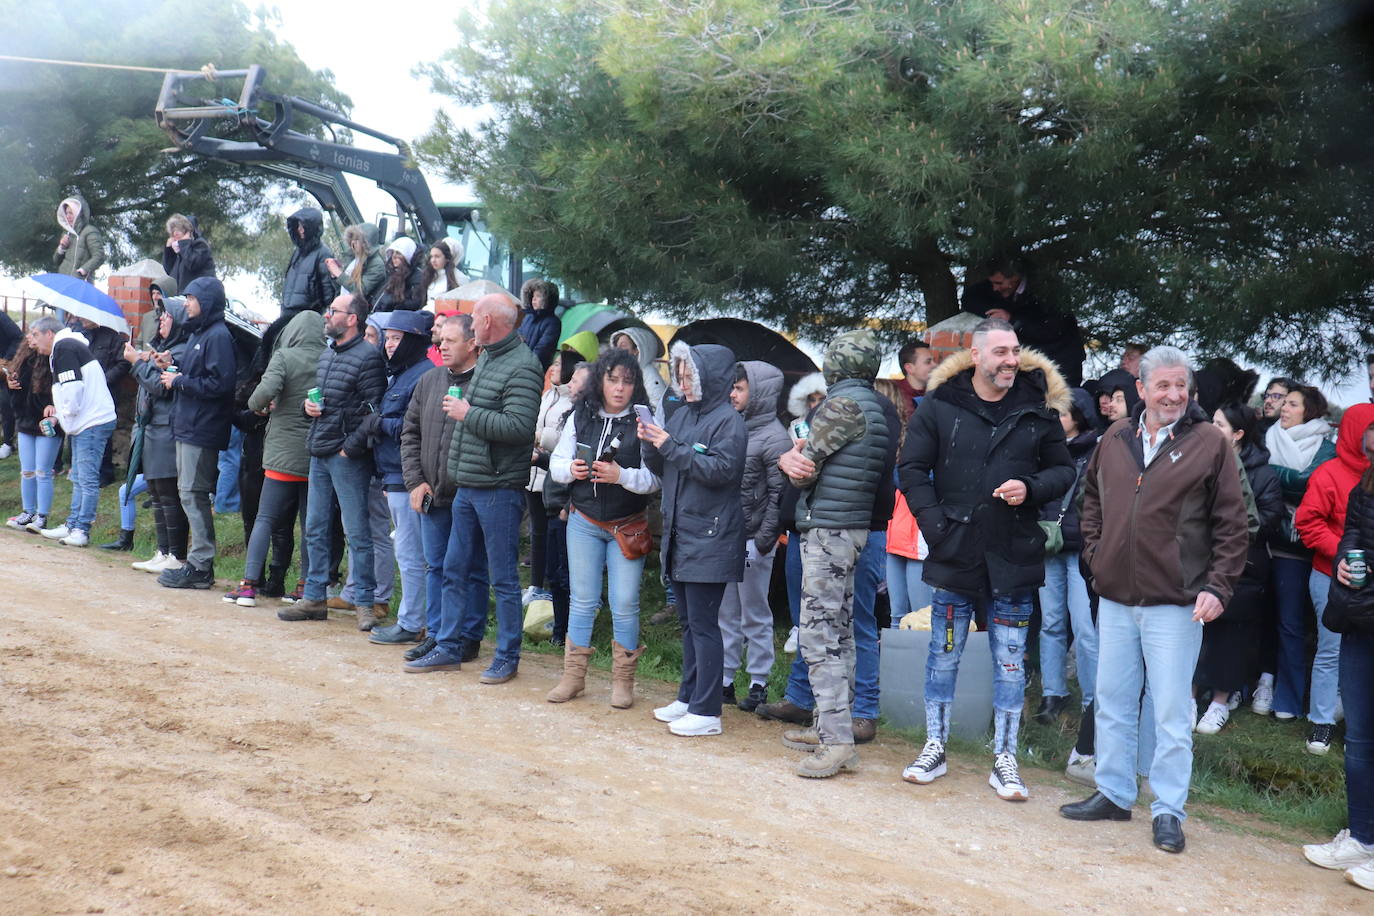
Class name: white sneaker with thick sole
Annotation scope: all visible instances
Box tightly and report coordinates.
[1065,751,1096,788]
[39,523,70,540]
[653,700,689,723]
[131,551,168,572]
[1305,829,1374,870]
[902,739,947,784]
[669,713,722,737]
[1348,858,1374,891]
[1195,702,1230,735]
[989,752,1029,801]
[59,529,89,547]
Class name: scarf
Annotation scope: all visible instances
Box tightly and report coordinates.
[1266,417,1332,471]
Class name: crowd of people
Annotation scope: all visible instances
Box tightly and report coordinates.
[1,201,1370,883]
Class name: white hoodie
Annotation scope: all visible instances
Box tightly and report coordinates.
[50,327,116,435]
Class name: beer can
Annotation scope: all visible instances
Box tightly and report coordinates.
[307,387,323,404]
[447,386,462,399]
[791,420,810,440]
[39,417,57,438]
[1348,549,1367,589]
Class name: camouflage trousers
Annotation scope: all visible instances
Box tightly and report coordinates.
[799,527,869,746]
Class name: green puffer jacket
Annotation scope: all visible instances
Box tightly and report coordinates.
[447,328,543,489]
[53,194,105,281]
[339,223,386,305]
[248,310,325,478]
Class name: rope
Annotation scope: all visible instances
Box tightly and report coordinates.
[0,55,218,80]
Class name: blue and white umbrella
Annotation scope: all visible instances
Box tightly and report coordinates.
[18,272,129,335]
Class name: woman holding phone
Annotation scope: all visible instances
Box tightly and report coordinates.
[547,349,660,707]
[640,341,747,737]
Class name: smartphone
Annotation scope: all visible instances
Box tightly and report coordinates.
[575,442,594,466]
[420,492,433,514]
[633,404,655,428]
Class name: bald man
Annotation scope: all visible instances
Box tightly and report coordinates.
[405,294,543,681]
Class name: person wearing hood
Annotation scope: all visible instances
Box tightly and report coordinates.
[162,214,216,291]
[1294,402,1374,755]
[897,317,1075,800]
[641,341,747,737]
[361,310,436,644]
[1191,402,1285,737]
[372,238,425,312]
[717,360,791,713]
[1096,368,1141,425]
[111,295,194,564]
[1265,384,1335,724]
[771,329,890,777]
[329,223,386,306]
[53,194,105,282]
[518,278,561,370]
[29,315,117,547]
[155,277,238,589]
[612,327,668,419]
[546,348,661,707]
[219,310,327,607]
[254,208,340,383]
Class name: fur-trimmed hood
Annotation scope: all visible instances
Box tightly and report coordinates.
[669,339,735,412]
[786,371,826,420]
[925,346,1071,414]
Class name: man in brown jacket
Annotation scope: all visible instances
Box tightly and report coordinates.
[1060,345,1248,855]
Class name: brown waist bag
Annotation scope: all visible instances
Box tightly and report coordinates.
[573,506,653,561]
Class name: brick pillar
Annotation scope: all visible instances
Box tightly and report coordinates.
[106,275,152,336]
[922,312,983,365]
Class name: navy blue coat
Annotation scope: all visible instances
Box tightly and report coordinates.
[373,357,432,488]
[170,277,238,451]
[518,308,561,370]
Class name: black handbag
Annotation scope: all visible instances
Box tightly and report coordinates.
[1322,575,1374,634]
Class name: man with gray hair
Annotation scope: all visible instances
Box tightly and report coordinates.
[405,294,541,682]
[1061,345,1248,854]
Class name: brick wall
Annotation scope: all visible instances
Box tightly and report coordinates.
[106,275,152,334]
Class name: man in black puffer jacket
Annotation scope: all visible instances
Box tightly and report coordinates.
[897,317,1074,802]
[285,293,387,628]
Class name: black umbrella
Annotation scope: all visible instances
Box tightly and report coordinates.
[669,318,818,386]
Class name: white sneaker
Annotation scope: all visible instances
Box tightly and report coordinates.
[60,529,89,547]
[131,551,168,572]
[1227,691,1242,711]
[23,515,47,534]
[39,523,70,540]
[1195,702,1230,735]
[902,739,947,784]
[1305,829,1374,870]
[989,752,1029,801]
[784,626,799,654]
[653,700,690,723]
[1065,750,1096,788]
[668,713,722,736]
[1251,678,1274,715]
[1348,858,1374,891]
[0,443,11,459]
[521,585,538,608]
[154,553,184,572]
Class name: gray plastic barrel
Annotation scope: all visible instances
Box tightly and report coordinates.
[879,628,995,742]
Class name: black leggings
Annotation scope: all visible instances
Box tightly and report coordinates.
[147,475,188,561]
[527,490,547,589]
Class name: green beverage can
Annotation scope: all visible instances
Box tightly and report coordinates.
[1348,549,1367,589]
[448,386,462,399]
[307,387,322,404]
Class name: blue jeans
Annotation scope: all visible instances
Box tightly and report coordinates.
[925,587,1033,754]
[566,510,645,649]
[1094,599,1203,821]
[886,553,931,626]
[1307,569,1343,724]
[17,430,61,516]
[342,481,395,604]
[1341,630,1374,845]
[66,420,115,532]
[442,487,522,664]
[1038,551,1098,705]
[850,530,884,720]
[1271,555,1313,717]
[784,534,814,710]
[118,474,147,531]
[385,490,426,632]
[215,426,242,512]
[303,454,376,606]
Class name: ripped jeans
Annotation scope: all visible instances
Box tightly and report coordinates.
[925,587,1033,755]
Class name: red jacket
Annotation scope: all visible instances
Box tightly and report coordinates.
[1296,403,1374,575]
[886,490,928,560]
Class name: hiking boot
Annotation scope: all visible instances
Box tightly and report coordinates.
[369,624,422,645]
[278,599,328,621]
[6,511,36,530]
[754,699,812,725]
[1304,830,1374,870]
[852,717,877,744]
[404,636,437,662]
[738,683,768,713]
[669,713,722,737]
[546,641,593,703]
[610,641,645,709]
[23,514,48,534]
[1307,723,1335,756]
[989,752,1029,801]
[902,739,947,784]
[479,658,519,684]
[1195,702,1230,735]
[354,604,380,632]
[1034,694,1068,726]
[162,564,214,589]
[258,568,287,599]
[223,581,257,607]
[98,529,134,551]
[796,743,858,779]
[781,726,821,752]
[39,522,69,540]
[327,596,353,611]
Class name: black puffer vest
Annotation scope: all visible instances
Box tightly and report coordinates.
[798,379,890,531]
[569,411,648,522]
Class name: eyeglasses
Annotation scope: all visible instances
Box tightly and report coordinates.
[1263,392,1286,401]
[325,308,346,317]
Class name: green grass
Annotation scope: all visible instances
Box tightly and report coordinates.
[4,459,1347,840]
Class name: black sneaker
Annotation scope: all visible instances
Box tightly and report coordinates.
[722,683,737,706]
[902,739,947,784]
[738,683,767,713]
[1034,694,1068,726]
[1307,723,1335,756]
[405,636,437,662]
[458,637,481,664]
[163,564,215,590]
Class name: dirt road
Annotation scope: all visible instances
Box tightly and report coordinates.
[0,536,1361,914]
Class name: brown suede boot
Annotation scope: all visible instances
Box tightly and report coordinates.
[546,641,594,703]
[610,641,646,709]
